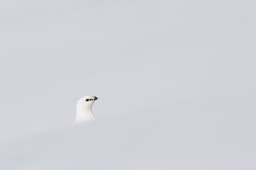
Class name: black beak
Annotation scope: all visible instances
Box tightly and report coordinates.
[94,96,98,100]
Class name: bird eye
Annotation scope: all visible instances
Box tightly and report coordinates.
[85,99,89,102]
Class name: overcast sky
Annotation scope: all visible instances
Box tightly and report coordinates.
[0,0,256,141]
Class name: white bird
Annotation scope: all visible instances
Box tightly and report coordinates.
[75,95,98,123]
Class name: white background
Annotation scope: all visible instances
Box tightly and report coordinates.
[0,0,255,169]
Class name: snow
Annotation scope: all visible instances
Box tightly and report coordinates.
[0,89,255,170]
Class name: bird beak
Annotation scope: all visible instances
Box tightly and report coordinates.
[94,96,98,100]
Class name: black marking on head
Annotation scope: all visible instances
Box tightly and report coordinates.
[85,98,94,102]
[85,96,98,102]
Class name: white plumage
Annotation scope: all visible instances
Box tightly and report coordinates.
[75,95,98,123]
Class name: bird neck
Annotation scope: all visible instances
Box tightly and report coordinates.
[75,104,94,122]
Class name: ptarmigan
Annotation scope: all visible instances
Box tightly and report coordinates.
[75,95,98,123]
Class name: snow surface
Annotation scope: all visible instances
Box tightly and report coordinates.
[0,89,256,170]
